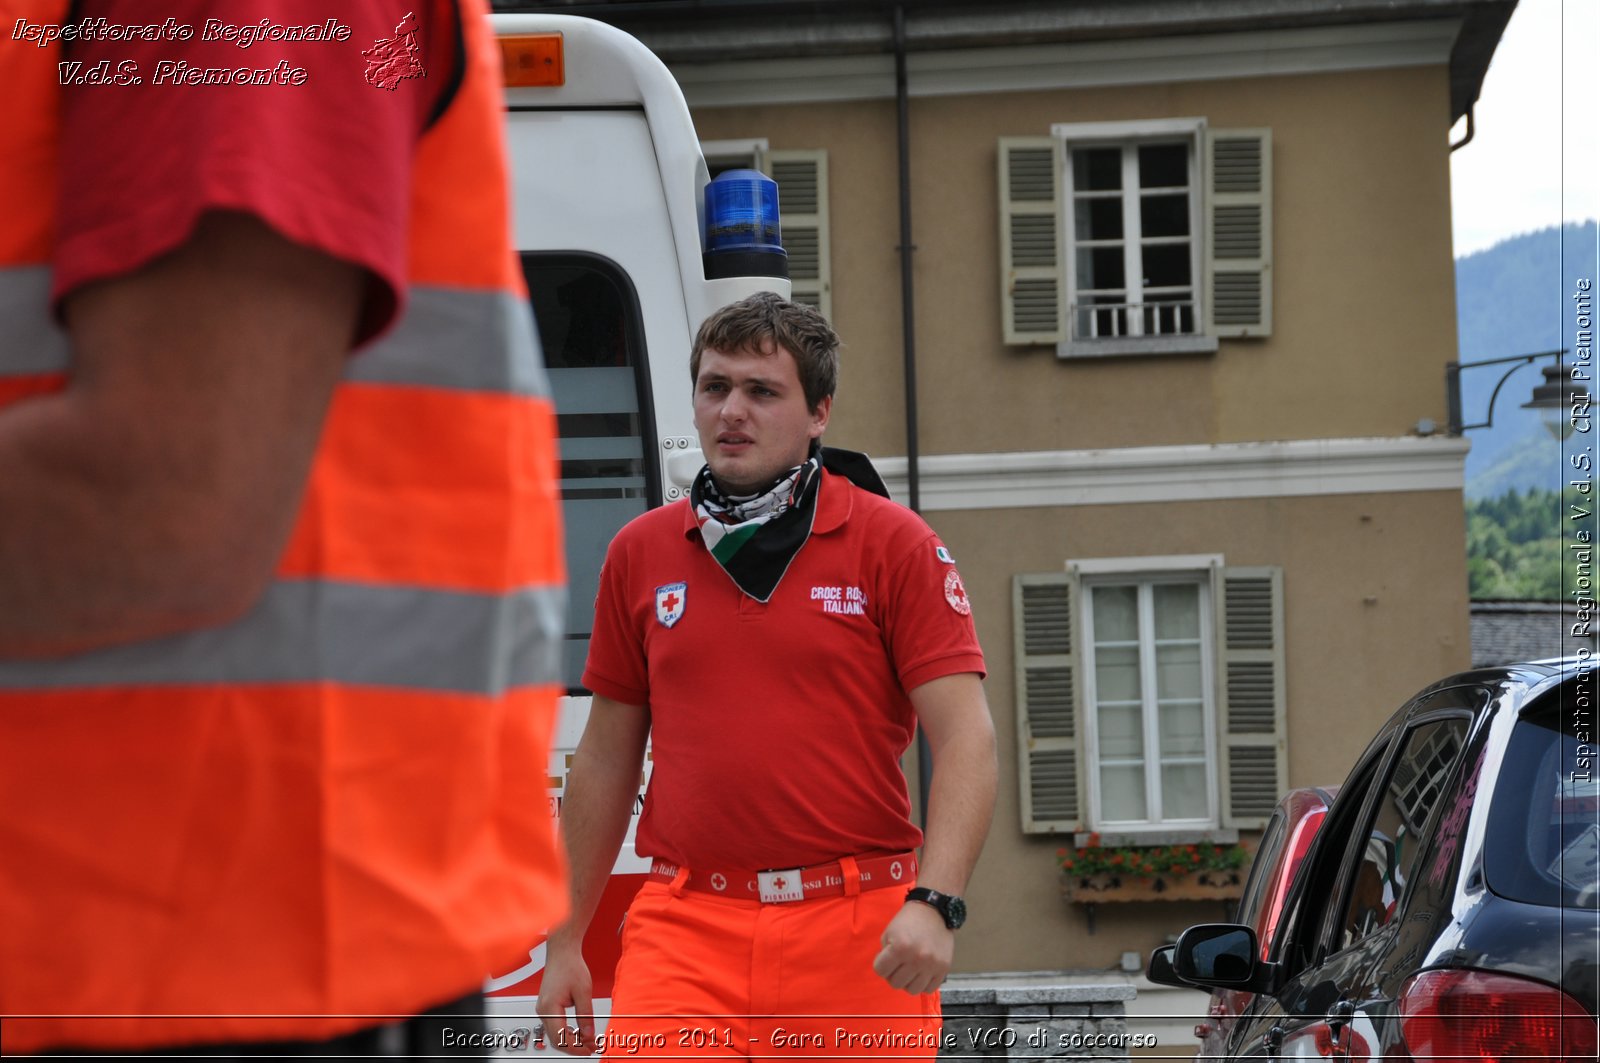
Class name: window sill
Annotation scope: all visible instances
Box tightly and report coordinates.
[1074,828,1239,848]
[1057,335,1219,359]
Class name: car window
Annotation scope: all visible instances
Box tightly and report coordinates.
[1277,757,1385,973]
[1335,717,1470,952]
[522,254,656,693]
[1486,686,1600,909]
[1236,808,1289,930]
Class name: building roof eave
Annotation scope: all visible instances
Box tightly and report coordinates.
[493,0,1517,121]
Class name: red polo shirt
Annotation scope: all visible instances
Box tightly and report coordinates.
[583,469,986,871]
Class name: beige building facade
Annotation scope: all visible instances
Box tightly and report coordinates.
[514,0,1512,975]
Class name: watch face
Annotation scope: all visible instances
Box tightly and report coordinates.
[945,895,968,929]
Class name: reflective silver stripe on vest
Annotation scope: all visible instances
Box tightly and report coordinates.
[0,268,548,400]
[0,267,70,375]
[0,581,565,694]
[349,285,551,397]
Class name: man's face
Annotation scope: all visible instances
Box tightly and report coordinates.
[693,343,831,496]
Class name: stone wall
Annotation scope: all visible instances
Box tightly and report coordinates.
[939,977,1136,1061]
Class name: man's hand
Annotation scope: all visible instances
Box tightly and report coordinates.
[535,940,599,1055]
[872,899,954,996]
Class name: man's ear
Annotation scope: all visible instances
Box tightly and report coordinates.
[808,394,833,438]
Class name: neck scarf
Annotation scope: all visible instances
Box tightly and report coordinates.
[691,451,822,602]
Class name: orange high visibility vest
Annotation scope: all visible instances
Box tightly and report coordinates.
[0,2,565,1053]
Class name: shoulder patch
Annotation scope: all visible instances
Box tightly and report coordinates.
[944,570,971,615]
[935,545,955,564]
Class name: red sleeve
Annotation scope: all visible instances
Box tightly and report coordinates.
[53,0,454,345]
[883,528,987,692]
[582,539,652,707]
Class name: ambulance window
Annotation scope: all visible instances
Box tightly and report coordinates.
[522,254,658,692]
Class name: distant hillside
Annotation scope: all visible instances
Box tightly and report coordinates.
[1455,222,1599,499]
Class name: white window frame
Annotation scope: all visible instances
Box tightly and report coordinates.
[701,137,770,175]
[1073,554,1222,834]
[1052,118,1218,359]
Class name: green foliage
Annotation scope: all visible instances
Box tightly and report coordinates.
[1466,485,1592,599]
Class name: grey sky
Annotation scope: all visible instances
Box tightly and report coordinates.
[1450,0,1598,256]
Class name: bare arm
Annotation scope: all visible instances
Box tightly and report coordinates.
[0,211,361,658]
[873,671,997,995]
[537,694,651,1055]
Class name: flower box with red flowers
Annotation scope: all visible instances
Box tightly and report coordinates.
[1057,834,1249,904]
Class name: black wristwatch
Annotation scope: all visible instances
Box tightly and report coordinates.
[904,887,967,930]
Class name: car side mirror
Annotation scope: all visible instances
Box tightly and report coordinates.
[1173,924,1268,990]
[1145,944,1193,988]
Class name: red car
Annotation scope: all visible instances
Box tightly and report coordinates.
[1192,785,1337,1058]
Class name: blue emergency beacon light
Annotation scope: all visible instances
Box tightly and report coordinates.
[702,169,788,280]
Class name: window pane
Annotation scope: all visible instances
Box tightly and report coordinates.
[1073,147,1122,191]
[1156,642,1203,700]
[1142,243,1192,287]
[1161,763,1208,819]
[1154,584,1200,638]
[1338,718,1470,951]
[1076,247,1125,293]
[1487,699,1600,908]
[1159,702,1206,756]
[1074,196,1124,241]
[1098,703,1145,758]
[1093,586,1138,640]
[1138,142,1188,188]
[1141,193,1190,238]
[524,257,653,692]
[1096,645,1142,704]
[1102,765,1148,821]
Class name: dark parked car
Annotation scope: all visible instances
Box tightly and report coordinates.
[1194,785,1336,1058]
[1150,658,1599,1061]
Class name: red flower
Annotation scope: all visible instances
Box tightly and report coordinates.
[1086,832,1102,847]
[1110,853,1124,865]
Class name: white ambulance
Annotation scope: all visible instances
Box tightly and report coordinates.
[481,13,792,1048]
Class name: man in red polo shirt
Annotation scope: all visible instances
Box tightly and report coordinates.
[537,293,996,1058]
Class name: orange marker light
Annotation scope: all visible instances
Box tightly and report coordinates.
[500,33,564,87]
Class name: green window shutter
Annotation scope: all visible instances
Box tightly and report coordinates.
[998,137,1065,345]
[1205,128,1272,338]
[1214,565,1286,829]
[1014,571,1082,833]
[766,150,831,322]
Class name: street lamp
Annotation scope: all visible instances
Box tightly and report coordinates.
[1445,349,1591,439]
[1521,363,1592,440]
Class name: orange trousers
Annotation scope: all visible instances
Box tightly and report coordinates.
[601,874,941,1061]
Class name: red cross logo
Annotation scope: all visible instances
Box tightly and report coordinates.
[656,582,687,628]
[944,570,971,616]
[773,876,788,890]
[710,873,727,891]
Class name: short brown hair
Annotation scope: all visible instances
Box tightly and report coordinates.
[690,292,839,412]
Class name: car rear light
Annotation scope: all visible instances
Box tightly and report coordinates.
[1259,807,1326,958]
[1400,969,1598,1062]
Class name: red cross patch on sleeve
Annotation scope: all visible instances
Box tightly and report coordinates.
[944,570,971,615]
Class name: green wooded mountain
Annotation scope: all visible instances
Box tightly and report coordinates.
[1455,221,1598,499]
